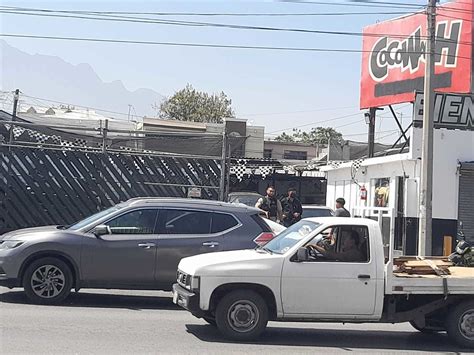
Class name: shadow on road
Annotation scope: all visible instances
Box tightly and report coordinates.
[185,324,467,352]
[0,289,181,311]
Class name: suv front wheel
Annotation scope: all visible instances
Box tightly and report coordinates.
[215,290,268,341]
[23,257,73,305]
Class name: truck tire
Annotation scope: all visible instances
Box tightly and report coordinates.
[215,290,268,341]
[409,319,445,333]
[23,257,73,305]
[445,300,474,348]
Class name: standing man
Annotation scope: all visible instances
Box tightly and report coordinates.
[255,186,283,223]
[281,188,303,227]
[334,197,351,217]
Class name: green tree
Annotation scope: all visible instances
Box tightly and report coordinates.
[273,132,296,142]
[274,127,343,145]
[157,84,235,123]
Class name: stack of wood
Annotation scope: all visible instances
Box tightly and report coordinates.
[394,256,453,276]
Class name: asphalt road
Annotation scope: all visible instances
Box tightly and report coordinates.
[0,287,469,354]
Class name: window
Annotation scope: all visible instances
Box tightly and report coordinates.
[106,209,158,234]
[265,220,320,254]
[283,150,307,160]
[212,213,239,233]
[161,209,212,234]
[372,177,390,207]
[69,205,121,231]
[305,225,370,263]
[264,149,272,159]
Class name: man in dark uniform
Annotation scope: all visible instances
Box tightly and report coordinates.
[281,188,303,227]
[255,186,283,223]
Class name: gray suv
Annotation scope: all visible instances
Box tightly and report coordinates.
[0,198,275,304]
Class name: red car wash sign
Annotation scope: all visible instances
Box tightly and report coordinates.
[360,0,473,109]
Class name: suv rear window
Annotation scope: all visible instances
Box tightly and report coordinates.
[211,213,239,233]
[250,213,272,232]
[160,209,212,234]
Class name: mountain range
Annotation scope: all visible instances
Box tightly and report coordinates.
[0,40,163,119]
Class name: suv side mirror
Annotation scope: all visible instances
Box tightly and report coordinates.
[296,247,309,262]
[93,225,111,237]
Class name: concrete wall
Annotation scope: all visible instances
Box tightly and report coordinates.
[245,126,265,158]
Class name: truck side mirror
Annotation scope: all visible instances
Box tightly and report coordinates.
[296,247,309,262]
[93,225,111,237]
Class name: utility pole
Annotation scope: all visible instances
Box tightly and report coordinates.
[219,130,228,201]
[327,136,331,163]
[9,89,20,144]
[127,104,132,122]
[418,0,437,256]
[368,107,377,158]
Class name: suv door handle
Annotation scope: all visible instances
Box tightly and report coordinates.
[358,274,371,279]
[202,242,219,248]
[138,243,156,249]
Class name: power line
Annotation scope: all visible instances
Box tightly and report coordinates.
[0,8,453,43]
[0,6,411,17]
[1,8,472,47]
[0,9,422,40]
[1,33,471,60]
[20,93,145,119]
[242,105,358,116]
[266,112,364,135]
[278,0,426,10]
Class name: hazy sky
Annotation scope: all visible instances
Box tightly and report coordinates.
[1,0,430,142]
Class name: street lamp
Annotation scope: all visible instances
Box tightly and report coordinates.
[364,112,371,125]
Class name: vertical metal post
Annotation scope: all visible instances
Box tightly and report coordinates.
[102,119,109,154]
[219,131,227,201]
[327,137,331,163]
[368,107,376,158]
[9,89,20,145]
[418,0,436,256]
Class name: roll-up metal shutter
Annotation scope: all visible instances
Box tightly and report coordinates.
[458,162,474,242]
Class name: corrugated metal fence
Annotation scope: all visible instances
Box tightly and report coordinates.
[0,116,222,234]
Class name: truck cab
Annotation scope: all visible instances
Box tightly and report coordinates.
[173,217,474,348]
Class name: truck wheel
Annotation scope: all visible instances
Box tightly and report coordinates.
[23,257,73,305]
[215,290,268,341]
[445,300,474,348]
[410,319,445,333]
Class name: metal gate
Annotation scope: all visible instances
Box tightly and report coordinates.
[458,162,474,242]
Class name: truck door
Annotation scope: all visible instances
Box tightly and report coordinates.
[281,225,378,316]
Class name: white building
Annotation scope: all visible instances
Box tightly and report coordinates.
[322,95,474,256]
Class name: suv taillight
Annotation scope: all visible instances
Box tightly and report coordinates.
[253,232,275,246]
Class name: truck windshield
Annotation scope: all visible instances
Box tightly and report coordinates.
[263,220,320,254]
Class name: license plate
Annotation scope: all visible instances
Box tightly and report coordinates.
[172,291,178,304]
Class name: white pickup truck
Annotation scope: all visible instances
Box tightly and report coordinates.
[172,217,474,348]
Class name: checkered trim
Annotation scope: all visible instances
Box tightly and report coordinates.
[330,161,342,169]
[351,158,365,178]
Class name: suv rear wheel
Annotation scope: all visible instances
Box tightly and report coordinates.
[23,257,73,305]
[215,290,268,341]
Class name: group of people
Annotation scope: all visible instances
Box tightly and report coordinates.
[255,186,302,227]
[255,186,351,227]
